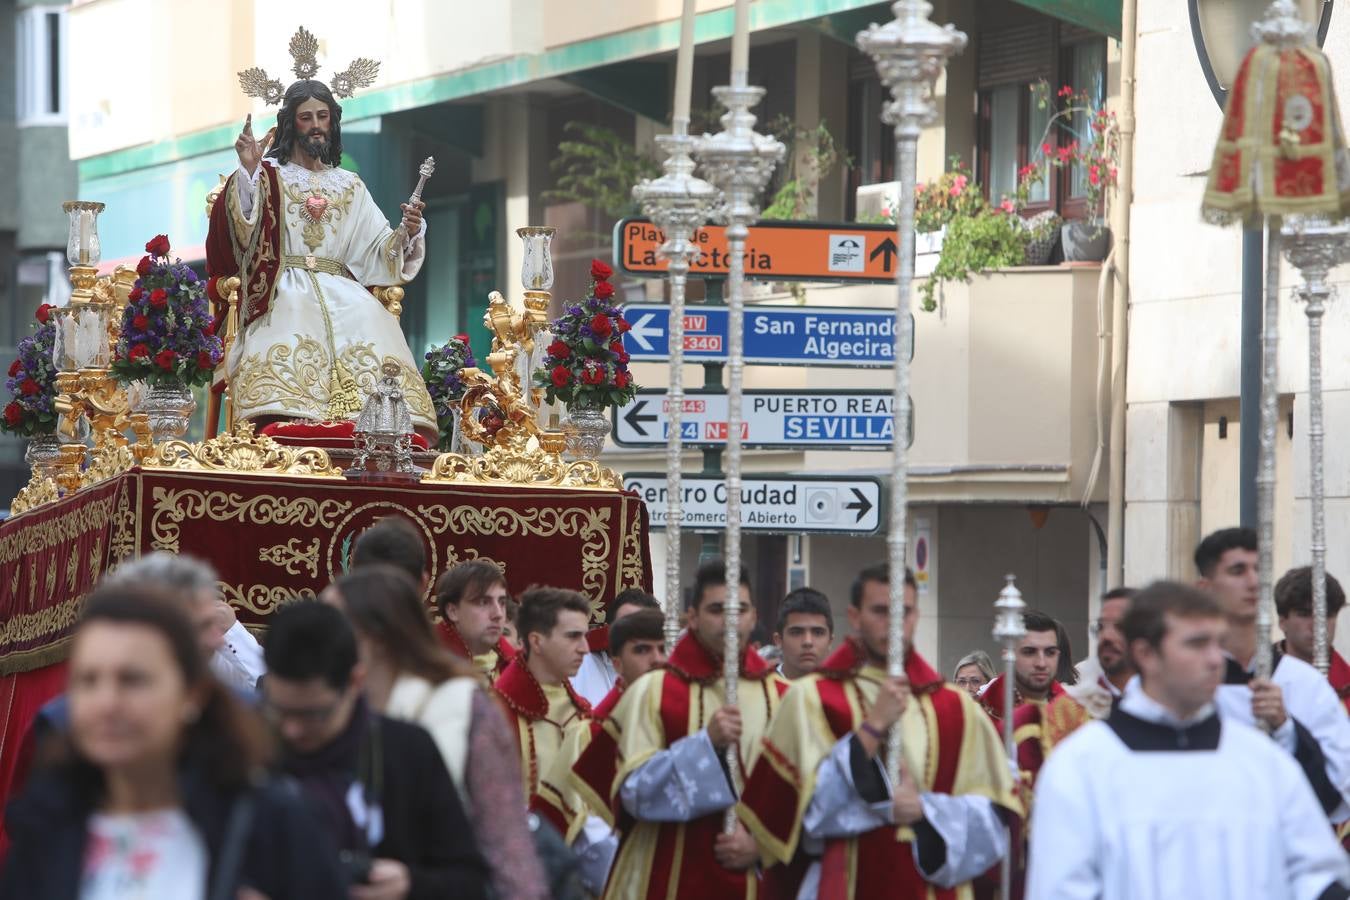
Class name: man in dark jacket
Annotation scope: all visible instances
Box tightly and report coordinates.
[263,601,489,900]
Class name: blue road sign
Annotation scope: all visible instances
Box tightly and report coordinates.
[622,304,913,368]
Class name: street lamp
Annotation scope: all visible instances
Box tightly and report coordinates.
[1188,0,1333,530]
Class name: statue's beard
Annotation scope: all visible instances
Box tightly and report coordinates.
[298,130,330,160]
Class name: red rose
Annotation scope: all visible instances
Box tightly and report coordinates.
[615,370,632,388]
[593,280,615,300]
[129,287,144,302]
[132,315,149,331]
[616,317,631,334]
[35,304,52,325]
[590,259,613,282]
[149,288,168,308]
[547,340,571,360]
[583,366,605,385]
[590,314,613,339]
[7,359,20,378]
[3,402,21,427]
[20,379,39,396]
[455,333,470,344]
[154,349,176,371]
[129,344,150,361]
[145,234,171,257]
[550,365,571,388]
[137,256,153,277]
[197,350,215,370]
[204,320,217,337]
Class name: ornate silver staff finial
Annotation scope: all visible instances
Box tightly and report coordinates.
[992,572,1026,900]
[633,126,720,653]
[1282,216,1350,674]
[856,0,966,791]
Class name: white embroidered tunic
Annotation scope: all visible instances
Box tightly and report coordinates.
[225,159,436,435]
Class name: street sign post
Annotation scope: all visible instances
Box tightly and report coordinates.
[625,473,883,534]
[621,304,913,367]
[614,388,913,449]
[616,217,901,283]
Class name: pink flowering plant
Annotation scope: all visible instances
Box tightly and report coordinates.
[913,157,984,234]
[532,259,639,409]
[110,235,223,389]
[1017,81,1120,227]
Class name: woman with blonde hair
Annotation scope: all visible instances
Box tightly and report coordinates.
[952,649,997,697]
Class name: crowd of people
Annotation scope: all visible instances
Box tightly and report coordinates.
[2,519,1350,899]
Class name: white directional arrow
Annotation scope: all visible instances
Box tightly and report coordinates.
[627,312,664,352]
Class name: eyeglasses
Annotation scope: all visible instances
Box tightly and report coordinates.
[954,676,985,689]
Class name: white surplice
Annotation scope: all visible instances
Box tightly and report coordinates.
[1027,682,1350,900]
[225,159,436,436]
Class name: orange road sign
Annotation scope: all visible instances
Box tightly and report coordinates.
[614,217,901,283]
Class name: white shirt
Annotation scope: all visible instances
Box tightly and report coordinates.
[80,809,207,900]
[570,651,617,708]
[209,621,266,692]
[1028,681,1349,900]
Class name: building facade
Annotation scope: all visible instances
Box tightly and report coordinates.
[64,0,1142,672]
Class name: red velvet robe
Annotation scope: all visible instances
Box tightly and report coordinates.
[574,633,786,900]
[738,639,1018,900]
[492,658,591,803]
[438,619,515,687]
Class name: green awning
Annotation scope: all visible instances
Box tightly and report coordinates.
[1011,0,1122,39]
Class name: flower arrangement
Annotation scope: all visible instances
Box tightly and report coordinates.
[1018,81,1120,225]
[422,333,477,450]
[532,259,639,409]
[1,305,59,437]
[110,235,223,388]
[913,157,984,234]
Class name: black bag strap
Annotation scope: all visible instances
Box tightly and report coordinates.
[207,789,256,900]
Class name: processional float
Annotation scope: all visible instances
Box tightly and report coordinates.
[1201,0,1350,676]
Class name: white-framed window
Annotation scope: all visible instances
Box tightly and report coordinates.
[16,6,68,126]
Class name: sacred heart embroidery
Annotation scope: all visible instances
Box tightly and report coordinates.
[304,195,329,222]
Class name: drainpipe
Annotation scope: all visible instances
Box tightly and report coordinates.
[1106,0,1138,588]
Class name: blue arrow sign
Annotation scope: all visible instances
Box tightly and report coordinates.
[622,305,913,368]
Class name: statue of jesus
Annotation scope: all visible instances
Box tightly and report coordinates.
[207,57,436,439]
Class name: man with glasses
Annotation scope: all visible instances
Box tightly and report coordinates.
[435,560,516,686]
[1068,587,1138,718]
[264,601,490,899]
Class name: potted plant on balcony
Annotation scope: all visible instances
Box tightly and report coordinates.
[2,304,61,479]
[109,234,223,442]
[1027,82,1121,262]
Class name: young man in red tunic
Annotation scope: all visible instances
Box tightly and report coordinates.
[574,561,786,900]
[738,563,1018,900]
[493,586,592,802]
[535,608,669,894]
[436,560,517,686]
[1276,566,1350,712]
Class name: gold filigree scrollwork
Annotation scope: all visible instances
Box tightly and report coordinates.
[423,448,622,492]
[89,536,104,584]
[79,433,136,489]
[109,484,137,565]
[0,595,83,657]
[443,545,507,575]
[145,421,344,478]
[219,583,315,616]
[418,503,612,611]
[9,474,60,516]
[0,492,117,566]
[149,487,351,554]
[259,537,321,578]
[620,503,644,592]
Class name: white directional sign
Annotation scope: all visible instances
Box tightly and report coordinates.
[625,474,883,534]
[613,389,912,449]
